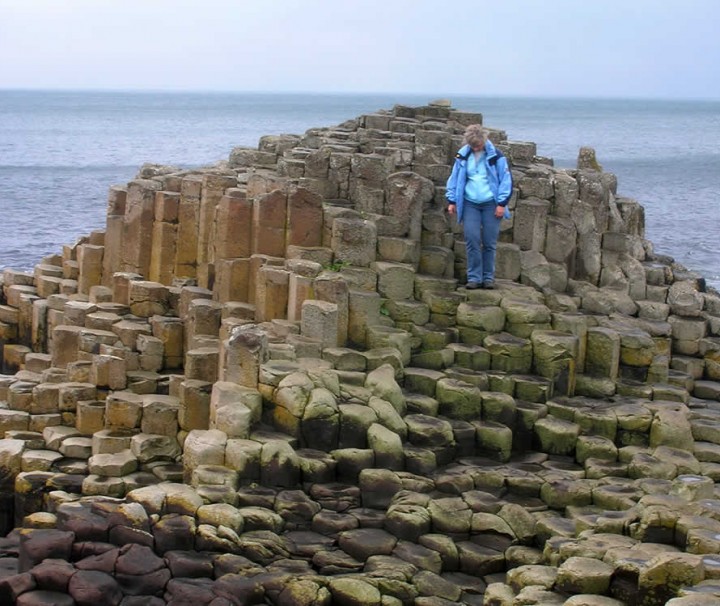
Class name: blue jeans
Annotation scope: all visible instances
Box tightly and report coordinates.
[463,201,501,283]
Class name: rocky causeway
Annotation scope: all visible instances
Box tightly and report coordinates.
[1,100,720,605]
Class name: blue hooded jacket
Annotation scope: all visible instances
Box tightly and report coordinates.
[445,139,513,222]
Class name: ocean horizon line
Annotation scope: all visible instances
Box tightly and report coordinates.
[1,87,719,105]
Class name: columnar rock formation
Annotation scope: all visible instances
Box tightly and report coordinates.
[1,101,720,605]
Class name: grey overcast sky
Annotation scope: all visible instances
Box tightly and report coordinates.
[0,0,718,99]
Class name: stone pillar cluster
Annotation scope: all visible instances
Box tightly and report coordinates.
[0,101,720,604]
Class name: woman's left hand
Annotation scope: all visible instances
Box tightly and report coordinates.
[494,205,505,219]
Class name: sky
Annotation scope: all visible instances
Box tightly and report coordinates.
[0,0,718,100]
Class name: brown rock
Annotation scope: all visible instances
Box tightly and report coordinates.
[68,570,122,606]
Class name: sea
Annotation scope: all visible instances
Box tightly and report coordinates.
[0,90,718,290]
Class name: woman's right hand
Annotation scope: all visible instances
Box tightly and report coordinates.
[447,203,456,215]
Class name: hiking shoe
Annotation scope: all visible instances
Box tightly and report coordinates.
[482,281,495,290]
[466,281,481,290]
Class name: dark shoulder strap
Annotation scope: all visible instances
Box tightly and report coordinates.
[456,149,471,161]
[488,149,504,166]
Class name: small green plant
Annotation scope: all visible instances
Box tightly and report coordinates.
[325,259,350,272]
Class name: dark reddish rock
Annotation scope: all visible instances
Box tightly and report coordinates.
[115,543,172,596]
[56,504,109,542]
[284,530,335,559]
[311,510,358,536]
[108,524,155,548]
[68,570,122,606]
[71,541,117,560]
[153,514,196,554]
[18,529,74,572]
[274,489,322,526]
[236,486,277,509]
[308,483,361,512]
[0,572,36,604]
[120,597,166,606]
[116,543,167,575]
[16,589,76,606]
[29,558,76,592]
[116,568,171,597]
[165,550,214,578]
[338,528,398,561]
[165,577,215,604]
[75,546,119,573]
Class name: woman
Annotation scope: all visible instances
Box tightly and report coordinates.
[446,124,513,289]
